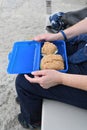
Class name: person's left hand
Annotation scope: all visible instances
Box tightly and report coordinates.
[24,70,63,89]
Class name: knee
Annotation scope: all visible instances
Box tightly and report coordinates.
[15,74,23,83]
[15,74,42,95]
[15,74,33,91]
[15,74,25,90]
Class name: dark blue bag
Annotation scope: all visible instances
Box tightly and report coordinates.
[46,7,87,33]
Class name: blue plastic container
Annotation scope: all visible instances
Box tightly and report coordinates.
[7,40,41,74]
[7,40,68,74]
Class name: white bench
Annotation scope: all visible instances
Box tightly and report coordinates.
[41,99,87,130]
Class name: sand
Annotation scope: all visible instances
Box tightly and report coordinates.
[0,0,86,130]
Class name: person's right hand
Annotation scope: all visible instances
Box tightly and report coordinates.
[34,33,58,42]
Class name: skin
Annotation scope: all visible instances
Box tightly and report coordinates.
[34,18,87,41]
[25,18,87,91]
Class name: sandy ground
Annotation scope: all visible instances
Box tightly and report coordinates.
[0,0,86,130]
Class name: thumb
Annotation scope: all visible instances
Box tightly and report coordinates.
[24,74,40,83]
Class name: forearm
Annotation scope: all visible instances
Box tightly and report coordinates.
[64,18,87,39]
[61,73,87,91]
[54,18,87,40]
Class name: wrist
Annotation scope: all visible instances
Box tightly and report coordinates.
[59,30,68,41]
[56,71,65,85]
[60,73,65,85]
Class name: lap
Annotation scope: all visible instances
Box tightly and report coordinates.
[16,74,87,109]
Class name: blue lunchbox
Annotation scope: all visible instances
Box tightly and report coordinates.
[7,40,68,74]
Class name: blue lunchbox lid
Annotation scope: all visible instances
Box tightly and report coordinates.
[7,40,68,74]
[7,40,41,74]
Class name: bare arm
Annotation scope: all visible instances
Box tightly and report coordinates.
[63,18,87,39]
[51,18,87,41]
[24,70,87,91]
[34,18,87,41]
[61,73,87,91]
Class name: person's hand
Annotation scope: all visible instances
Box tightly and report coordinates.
[24,70,63,89]
[34,33,58,42]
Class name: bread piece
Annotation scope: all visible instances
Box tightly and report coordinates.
[41,42,58,55]
[40,54,64,70]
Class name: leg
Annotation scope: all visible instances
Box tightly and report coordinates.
[15,72,87,128]
[15,74,42,126]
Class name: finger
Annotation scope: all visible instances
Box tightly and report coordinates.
[31,70,45,76]
[34,35,45,41]
[34,36,41,41]
[24,74,40,83]
[34,75,39,78]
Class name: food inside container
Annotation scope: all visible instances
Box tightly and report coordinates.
[40,40,68,73]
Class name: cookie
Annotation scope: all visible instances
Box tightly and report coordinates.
[41,42,58,55]
[40,54,64,70]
